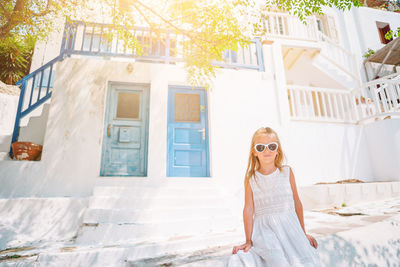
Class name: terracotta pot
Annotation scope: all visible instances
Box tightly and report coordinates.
[12,142,43,161]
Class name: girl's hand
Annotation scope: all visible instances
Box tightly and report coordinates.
[306,234,318,249]
[232,241,252,254]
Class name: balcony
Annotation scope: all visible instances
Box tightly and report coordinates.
[60,20,265,71]
[286,73,400,124]
[263,11,339,43]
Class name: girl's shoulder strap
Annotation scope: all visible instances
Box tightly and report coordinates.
[282,165,292,175]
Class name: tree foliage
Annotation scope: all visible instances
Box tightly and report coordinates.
[0,0,362,86]
[0,35,34,84]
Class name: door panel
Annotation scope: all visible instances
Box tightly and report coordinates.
[101,83,149,176]
[167,86,209,177]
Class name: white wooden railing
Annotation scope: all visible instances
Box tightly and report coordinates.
[287,75,400,124]
[263,12,318,41]
[287,85,357,123]
[351,73,400,122]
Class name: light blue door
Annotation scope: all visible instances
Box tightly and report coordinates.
[167,86,210,177]
[100,83,149,176]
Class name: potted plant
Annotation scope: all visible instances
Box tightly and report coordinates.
[12,142,42,161]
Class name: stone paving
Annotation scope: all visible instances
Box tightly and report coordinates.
[1,197,400,266]
[129,196,400,266]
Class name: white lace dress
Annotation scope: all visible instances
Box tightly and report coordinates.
[228,165,322,267]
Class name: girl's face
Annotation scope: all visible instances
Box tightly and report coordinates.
[253,134,278,166]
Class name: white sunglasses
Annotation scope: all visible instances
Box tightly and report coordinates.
[254,142,278,153]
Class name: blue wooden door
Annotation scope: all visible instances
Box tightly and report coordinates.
[100,83,149,176]
[167,86,210,177]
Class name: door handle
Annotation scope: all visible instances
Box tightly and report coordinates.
[107,124,112,137]
[198,128,205,140]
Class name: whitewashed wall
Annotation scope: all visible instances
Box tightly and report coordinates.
[0,55,384,198]
[0,94,18,135]
[340,7,400,82]
[29,18,65,72]
[285,56,347,89]
[364,118,400,181]
[1,7,399,198]
[0,57,276,197]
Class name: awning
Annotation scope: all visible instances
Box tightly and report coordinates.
[365,37,400,66]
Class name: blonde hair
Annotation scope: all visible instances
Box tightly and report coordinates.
[244,127,286,188]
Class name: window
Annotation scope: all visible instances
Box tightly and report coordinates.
[376,21,393,44]
[315,15,339,43]
[116,92,141,119]
[174,93,201,123]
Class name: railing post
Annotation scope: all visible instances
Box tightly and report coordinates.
[9,80,27,157]
[60,19,69,56]
[166,30,170,64]
[312,16,319,41]
[255,38,265,72]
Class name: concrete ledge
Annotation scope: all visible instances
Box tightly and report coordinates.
[299,182,400,210]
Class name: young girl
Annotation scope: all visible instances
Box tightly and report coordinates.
[228,127,322,266]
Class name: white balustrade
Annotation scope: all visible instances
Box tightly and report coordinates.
[351,74,400,122]
[263,12,318,41]
[286,75,400,124]
[286,85,357,123]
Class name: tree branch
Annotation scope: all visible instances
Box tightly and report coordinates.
[133,0,217,44]
[0,2,11,19]
[29,0,53,17]
[0,0,26,39]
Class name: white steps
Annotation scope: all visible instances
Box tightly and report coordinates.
[76,216,240,245]
[0,133,12,153]
[128,245,232,267]
[76,184,241,246]
[18,103,50,145]
[36,232,243,266]
[88,195,227,209]
[312,54,357,89]
[92,185,221,198]
[83,207,232,224]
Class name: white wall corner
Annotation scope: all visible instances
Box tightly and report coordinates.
[271,41,291,127]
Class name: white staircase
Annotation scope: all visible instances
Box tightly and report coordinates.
[0,103,50,160]
[75,184,243,247]
[18,103,51,145]
[312,53,358,90]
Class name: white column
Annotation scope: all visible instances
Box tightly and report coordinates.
[271,41,290,127]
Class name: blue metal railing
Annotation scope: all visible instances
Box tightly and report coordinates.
[10,20,265,156]
[10,55,61,156]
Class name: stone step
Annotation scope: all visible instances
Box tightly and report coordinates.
[0,134,12,152]
[177,258,229,267]
[300,182,400,210]
[92,186,222,198]
[128,246,232,267]
[37,232,243,266]
[83,207,235,224]
[76,216,242,245]
[88,196,228,210]
[0,151,11,160]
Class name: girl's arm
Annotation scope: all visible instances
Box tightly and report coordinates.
[288,167,306,235]
[232,182,255,254]
[289,167,319,249]
[243,182,255,243]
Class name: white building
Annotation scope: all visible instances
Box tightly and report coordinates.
[0,4,399,260]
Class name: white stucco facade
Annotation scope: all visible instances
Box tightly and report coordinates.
[0,6,399,199]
